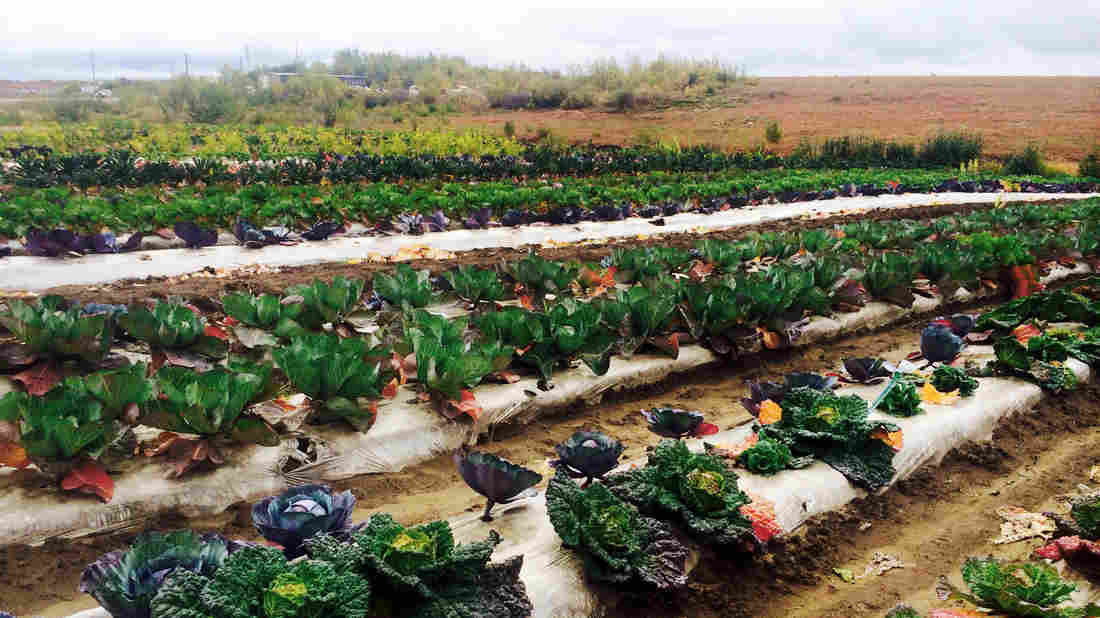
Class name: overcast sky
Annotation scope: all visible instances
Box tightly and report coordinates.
[3,0,1099,80]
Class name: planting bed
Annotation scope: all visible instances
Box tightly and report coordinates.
[13,310,1100,618]
[6,192,1100,618]
[1,191,1094,291]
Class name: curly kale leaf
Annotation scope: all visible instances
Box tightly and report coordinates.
[931,365,979,397]
[604,439,754,547]
[875,380,923,417]
[545,468,688,589]
[1071,492,1100,539]
[938,557,1096,618]
[759,387,899,490]
[151,546,370,618]
[402,556,533,618]
[738,437,793,475]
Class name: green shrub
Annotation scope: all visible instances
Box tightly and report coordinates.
[1002,143,1047,175]
[612,90,636,112]
[188,83,238,124]
[918,131,984,167]
[1080,147,1100,178]
[765,121,782,144]
[502,120,515,138]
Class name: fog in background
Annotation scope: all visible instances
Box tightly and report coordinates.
[3,0,1099,80]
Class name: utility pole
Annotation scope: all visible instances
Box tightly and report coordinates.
[90,51,96,83]
[184,53,190,77]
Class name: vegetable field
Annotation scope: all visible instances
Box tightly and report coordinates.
[3,127,1100,618]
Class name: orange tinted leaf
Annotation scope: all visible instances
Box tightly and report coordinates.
[920,381,959,405]
[759,400,783,425]
[0,440,30,469]
[203,324,229,340]
[12,361,62,396]
[443,389,482,421]
[758,327,784,350]
[872,428,904,451]
[382,377,399,399]
[1013,323,1042,345]
[60,459,114,502]
[930,610,986,618]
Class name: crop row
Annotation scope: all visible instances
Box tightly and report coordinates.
[1,125,527,158]
[26,260,1100,617]
[2,167,1095,241]
[1,134,1001,189]
[2,198,1099,502]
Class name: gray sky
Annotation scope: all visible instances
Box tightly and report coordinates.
[3,0,1099,80]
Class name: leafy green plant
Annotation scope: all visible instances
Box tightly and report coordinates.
[444,265,505,305]
[119,300,227,357]
[993,338,1080,393]
[616,285,679,357]
[757,387,900,489]
[282,277,366,330]
[862,252,917,307]
[150,545,371,618]
[304,513,533,616]
[222,292,288,330]
[404,310,510,413]
[509,253,579,299]
[141,365,279,477]
[604,439,755,546]
[1071,492,1100,539]
[937,557,1099,618]
[876,378,923,417]
[738,436,795,475]
[373,265,434,308]
[0,295,116,363]
[545,468,688,589]
[931,365,979,397]
[80,530,239,618]
[272,334,385,430]
[0,380,121,464]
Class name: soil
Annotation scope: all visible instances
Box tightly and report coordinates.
[441,76,1100,166]
[21,198,1063,307]
[0,292,1039,617]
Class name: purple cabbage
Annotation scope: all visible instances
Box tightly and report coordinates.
[251,484,357,558]
[641,407,719,439]
[300,220,344,241]
[463,208,494,229]
[842,358,892,384]
[551,430,625,485]
[921,323,966,364]
[455,449,542,521]
[173,222,218,249]
[79,530,243,618]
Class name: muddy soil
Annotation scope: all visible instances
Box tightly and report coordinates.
[21,199,1048,306]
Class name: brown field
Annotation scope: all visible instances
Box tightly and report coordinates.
[442,76,1100,166]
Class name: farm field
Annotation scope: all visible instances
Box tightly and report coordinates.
[3,89,1100,618]
[443,76,1100,167]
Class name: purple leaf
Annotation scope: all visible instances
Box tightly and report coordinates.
[455,449,542,521]
[174,222,218,249]
[301,221,343,241]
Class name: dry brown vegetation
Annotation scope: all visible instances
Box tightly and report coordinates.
[438,76,1100,166]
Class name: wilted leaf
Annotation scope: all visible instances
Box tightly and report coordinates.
[232,325,278,349]
[759,400,783,425]
[833,568,856,583]
[920,382,960,405]
[0,439,30,469]
[871,428,904,451]
[442,389,482,421]
[60,459,114,502]
[1013,323,1042,345]
[759,327,784,350]
[12,361,62,396]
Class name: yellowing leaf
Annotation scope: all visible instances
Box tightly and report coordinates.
[920,381,959,405]
[759,399,782,425]
[0,439,30,469]
[871,428,904,451]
